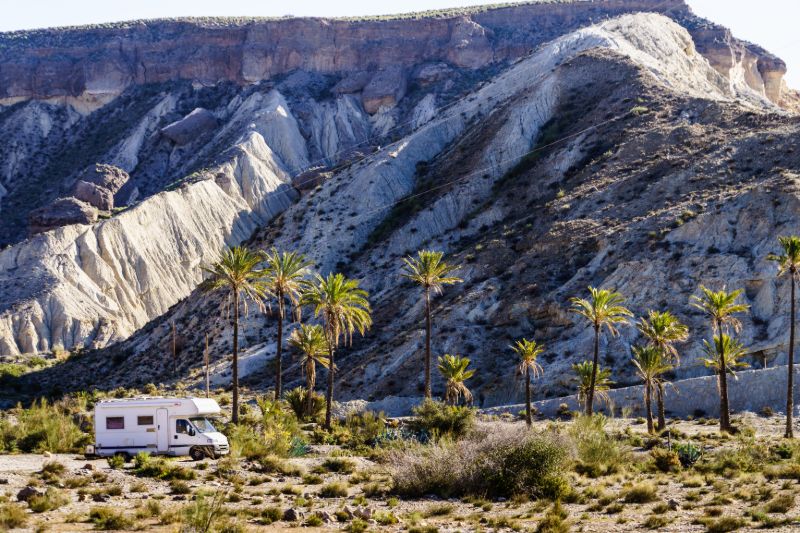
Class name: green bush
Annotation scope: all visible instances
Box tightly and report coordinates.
[0,398,87,453]
[0,502,28,530]
[28,488,69,512]
[569,415,629,477]
[284,387,325,422]
[181,490,227,532]
[89,507,133,530]
[622,483,658,503]
[319,482,349,498]
[650,448,681,473]
[344,411,387,447]
[225,398,302,460]
[322,457,356,474]
[107,454,125,470]
[261,506,283,525]
[134,454,196,481]
[408,400,475,440]
[390,425,569,499]
[536,500,569,533]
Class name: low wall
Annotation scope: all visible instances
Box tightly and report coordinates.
[484,364,800,418]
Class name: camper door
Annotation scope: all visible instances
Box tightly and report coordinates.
[156,408,169,452]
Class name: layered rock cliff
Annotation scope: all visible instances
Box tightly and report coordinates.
[1,3,799,407]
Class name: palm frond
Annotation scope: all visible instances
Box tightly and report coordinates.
[401,249,462,294]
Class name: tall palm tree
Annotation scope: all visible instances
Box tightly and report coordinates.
[401,250,462,399]
[261,248,313,399]
[702,333,749,420]
[637,310,689,430]
[511,338,545,426]
[570,287,632,415]
[768,236,800,438]
[572,361,613,413]
[288,323,330,419]
[201,246,265,424]
[301,273,372,429]
[437,354,475,406]
[691,286,749,433]
[631,345,673,434]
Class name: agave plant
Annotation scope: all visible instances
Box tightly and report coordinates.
[437,354,475,406]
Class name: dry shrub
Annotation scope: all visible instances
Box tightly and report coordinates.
[389,423,569,499]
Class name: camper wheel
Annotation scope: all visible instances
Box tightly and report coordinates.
[189,447,207,461]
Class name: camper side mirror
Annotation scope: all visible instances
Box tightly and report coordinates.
[189,427,196,437]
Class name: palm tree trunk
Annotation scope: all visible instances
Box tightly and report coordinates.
[656,382,666,431]
[275,295,284,400]
[645,380,654,433]
[324,339,335,430]
[586,323,600,416]
[717,317,732,433]
[424,288,432,399]
[525,366,532,427]
[305,363,315,420]
[787,273,796,438]
[232,291,240,425]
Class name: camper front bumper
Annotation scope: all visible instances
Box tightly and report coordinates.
[212,443,229,456]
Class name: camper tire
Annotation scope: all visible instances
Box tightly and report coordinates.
[190,447,207,461]
[114,452,131,463]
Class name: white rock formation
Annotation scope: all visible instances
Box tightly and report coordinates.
[0,132,297,356]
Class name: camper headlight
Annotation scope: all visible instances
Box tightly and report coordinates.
[206,438,214,444]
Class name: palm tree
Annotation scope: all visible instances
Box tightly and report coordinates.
[301,273,372,429]
[691,286,749,433]
[511,338,545,426]
[201,246,265,424]
[570,287,632,415]
[288,323,330,419]
[401,250,462,399]
[702,333,749,419]
[637,310,689,430]
[572,361,613,413]
[631,345,673,433]
[437,354,475,406]
[768,236,800,438]
[261,248,313,399]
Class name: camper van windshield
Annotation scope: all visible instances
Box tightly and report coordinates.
[189,418,217,433]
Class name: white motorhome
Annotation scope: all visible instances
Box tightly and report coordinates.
[87,397,229,460]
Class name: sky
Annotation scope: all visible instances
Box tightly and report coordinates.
[0,1,797,88]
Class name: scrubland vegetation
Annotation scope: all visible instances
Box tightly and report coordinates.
[2,233,800,532]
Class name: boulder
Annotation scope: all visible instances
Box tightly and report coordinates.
[414,62,454,85]
[17,486,45,502]
[78,163,129,194]
[28,197,99,235]
[72,180,114,211]
[292,167,332,192]
[283,508,303,521]
[160,108,218,146]
[361,67,407,114]
[332,71,372,95]
[446,17,494,69]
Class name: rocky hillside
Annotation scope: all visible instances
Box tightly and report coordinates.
[1,2,799,407]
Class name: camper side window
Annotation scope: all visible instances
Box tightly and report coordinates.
[137,416,154,426]
[106,417,125,430]
[176,419,191,434]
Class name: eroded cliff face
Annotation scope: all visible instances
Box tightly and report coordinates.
[0,0,789,112]
[22,14,800,408]
[0,6,798,407]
